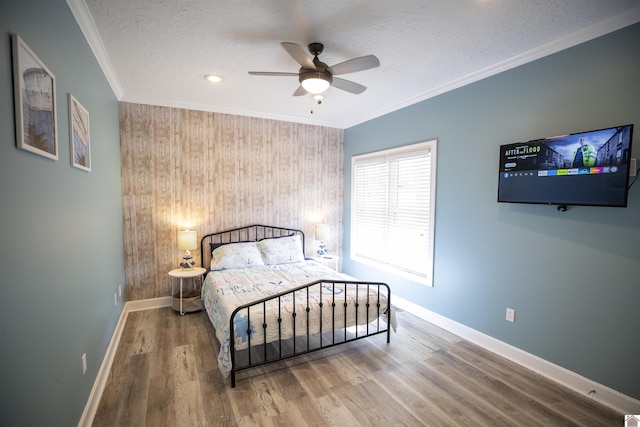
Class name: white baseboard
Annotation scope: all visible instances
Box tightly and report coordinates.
[126,296,172,312]
[78,297,172,427]
[392,296,640,415]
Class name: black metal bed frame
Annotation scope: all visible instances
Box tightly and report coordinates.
[200,224,391,387]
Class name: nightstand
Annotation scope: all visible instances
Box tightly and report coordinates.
[311,254,339,271]
[168,267,206,315]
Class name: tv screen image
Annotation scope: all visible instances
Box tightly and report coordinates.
[497,124,634,207]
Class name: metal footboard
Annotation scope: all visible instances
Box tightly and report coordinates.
[228,279,391,387]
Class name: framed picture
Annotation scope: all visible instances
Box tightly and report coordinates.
[11,34,58,160]
[68,94,91,171]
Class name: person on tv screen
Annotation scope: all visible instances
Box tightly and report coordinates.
[571,136,596,167]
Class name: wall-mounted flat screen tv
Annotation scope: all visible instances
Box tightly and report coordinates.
[497,124,634,207]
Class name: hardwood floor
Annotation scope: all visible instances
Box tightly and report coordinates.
[93,307,621,426]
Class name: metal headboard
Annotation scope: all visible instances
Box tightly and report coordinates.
[200,224,305,269]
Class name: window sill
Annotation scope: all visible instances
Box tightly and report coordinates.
[350,255,433,287]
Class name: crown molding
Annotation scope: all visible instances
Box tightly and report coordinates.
[66,1,639,129]
[345,7,640,128]
[66,0,124,98]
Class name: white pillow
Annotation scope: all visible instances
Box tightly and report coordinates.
[256,234,305,265]
[210,242,265,271]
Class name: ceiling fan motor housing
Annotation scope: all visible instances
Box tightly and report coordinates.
[300,53,332,85]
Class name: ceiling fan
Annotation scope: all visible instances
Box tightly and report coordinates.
[249,42,380,96]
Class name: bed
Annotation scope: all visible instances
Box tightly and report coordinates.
[199,224,394,387]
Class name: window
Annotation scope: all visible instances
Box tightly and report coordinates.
[351,140,437,286]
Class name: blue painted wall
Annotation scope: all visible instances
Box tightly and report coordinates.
[344,24,640,400]
[0,1,124,425]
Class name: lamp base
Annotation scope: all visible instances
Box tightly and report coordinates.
[316,243,327,256]
[179,255,195,270]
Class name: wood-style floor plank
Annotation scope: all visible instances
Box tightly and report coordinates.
[92,307,622,426]
[115,352,149,426]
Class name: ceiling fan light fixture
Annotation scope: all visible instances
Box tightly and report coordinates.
[300,72,332,94]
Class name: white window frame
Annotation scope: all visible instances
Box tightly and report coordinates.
[350,140,437,286]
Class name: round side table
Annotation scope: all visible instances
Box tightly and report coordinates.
[168,267,206,315]
[311,254,339,271]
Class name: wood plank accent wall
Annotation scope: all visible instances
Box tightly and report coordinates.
[120,103,344,301]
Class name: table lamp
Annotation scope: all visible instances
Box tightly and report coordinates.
[314,224,329,256]
[177,230,197,269]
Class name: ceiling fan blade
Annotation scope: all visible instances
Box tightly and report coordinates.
[281,42,316,70]
[328,55,380,75]
[248,71,299,76]
[332,77,367,94]
[293,86,307,96]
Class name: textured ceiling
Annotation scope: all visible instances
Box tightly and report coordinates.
[69,0,640,128]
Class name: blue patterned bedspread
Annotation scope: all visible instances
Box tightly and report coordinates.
[201,260,393,378]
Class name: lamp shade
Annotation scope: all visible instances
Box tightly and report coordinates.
[314,224,329,241]
[177,230,197,250]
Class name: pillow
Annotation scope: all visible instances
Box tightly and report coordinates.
[256,234,305,265]
[210,241,265,271]
[210,240,251,253]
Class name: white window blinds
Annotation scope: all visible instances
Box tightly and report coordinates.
[351,140,436,285]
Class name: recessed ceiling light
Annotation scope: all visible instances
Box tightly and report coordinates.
[204,74,222,83]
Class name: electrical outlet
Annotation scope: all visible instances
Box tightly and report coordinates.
[118,284,122,297]
[506,308,516,323]
[82,353,87,375]
[114,293,118,306]
[630,159,637,177]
